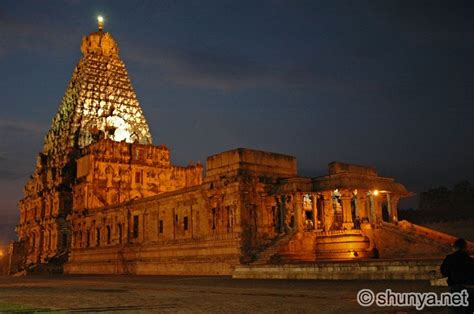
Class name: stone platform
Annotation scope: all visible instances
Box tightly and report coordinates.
[232,258,443,280]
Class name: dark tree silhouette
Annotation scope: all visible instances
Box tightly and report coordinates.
[400,181,474,223]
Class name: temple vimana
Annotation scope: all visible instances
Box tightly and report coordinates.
[8,20,469,276]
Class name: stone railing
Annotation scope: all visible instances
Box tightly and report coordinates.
[382,220,474,252]
[394,221,455,244]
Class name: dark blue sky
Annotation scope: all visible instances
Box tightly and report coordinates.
[0,0,473,237]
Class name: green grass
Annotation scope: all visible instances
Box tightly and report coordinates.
[0,302,66,314]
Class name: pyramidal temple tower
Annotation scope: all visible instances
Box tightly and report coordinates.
[13,18,164,271]
[43,18,152,163]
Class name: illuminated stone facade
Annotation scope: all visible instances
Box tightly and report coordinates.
[11,23,464,276]
[16,26,154,267]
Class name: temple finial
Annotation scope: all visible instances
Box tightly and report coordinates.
[97,16,104,31]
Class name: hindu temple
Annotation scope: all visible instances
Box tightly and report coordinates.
[8,18,470,278]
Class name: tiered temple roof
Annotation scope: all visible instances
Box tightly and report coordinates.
[42,26,152,165]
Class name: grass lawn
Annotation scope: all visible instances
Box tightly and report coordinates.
[0,302,64,313]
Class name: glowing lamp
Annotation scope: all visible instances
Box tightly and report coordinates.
[373,190,379,196]
[97,16,104,31]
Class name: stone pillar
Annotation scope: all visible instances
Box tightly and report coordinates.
[341,191,354,229]
[126,210,131,244]
[294,193,303,232]
[234,200,242,233]
[390,195,400,222]
[311,193,318,230]
[357,195,366,219]
[284,195,293,232]
[322,192,333,231]
[369,194,376,223]
[143,213,148,242]
[352,196,358,218]
[38,226,44,264]
[278,195,286,234]
[190,205,194,239]
[386,193,392,222]
[373,194,382,223]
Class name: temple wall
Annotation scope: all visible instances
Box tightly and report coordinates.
[7,242,25,275]
[328,162,377,176]
[74,139,202,211]
[19,139,460,276]
[65,148,299,274]
[65,235,241,275]
[67,161,246,274]
[206,148,296,179]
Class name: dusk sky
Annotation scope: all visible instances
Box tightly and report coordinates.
[0,1,473,242]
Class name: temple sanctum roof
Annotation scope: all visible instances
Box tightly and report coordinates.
[42,19,152,160]
[312,162,410,195]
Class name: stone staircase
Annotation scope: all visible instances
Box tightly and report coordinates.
[380,221,453,252]
[393,220,474,251]
[315,229,373,259]
[252,233,295,265]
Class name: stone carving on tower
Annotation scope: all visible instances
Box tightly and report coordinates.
[43,21,152,162]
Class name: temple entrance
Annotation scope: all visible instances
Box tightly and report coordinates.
[62,233,68,250]
[382,201,390,222]
[317,196,324,230]
[332,192,343,230]
[304,210,314,230]
[365,196,372,222]
[351,197,361,229]
[303,194,314,230]
[351,198,357,222]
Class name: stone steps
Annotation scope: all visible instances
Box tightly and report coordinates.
[233,259,443,280]
[252,233,294,265]
[380,221,472,252]
[315,230,373,260]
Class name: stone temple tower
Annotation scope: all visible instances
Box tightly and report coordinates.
[14,18,152,271]
[43,19,152,160]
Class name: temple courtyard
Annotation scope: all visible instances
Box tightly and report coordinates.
[0,275,449,313]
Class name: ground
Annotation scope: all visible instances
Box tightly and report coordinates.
[0,275,454,313]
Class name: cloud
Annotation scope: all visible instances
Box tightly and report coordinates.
[0,15,77,60]
[0,157,33,182]
[0,118,47,134]
[124,45,377,92]
[124,46,269,89]
[0,118,44,182]
[63,0,83,4]
[0,169,29,181]
[0,6,378,93]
